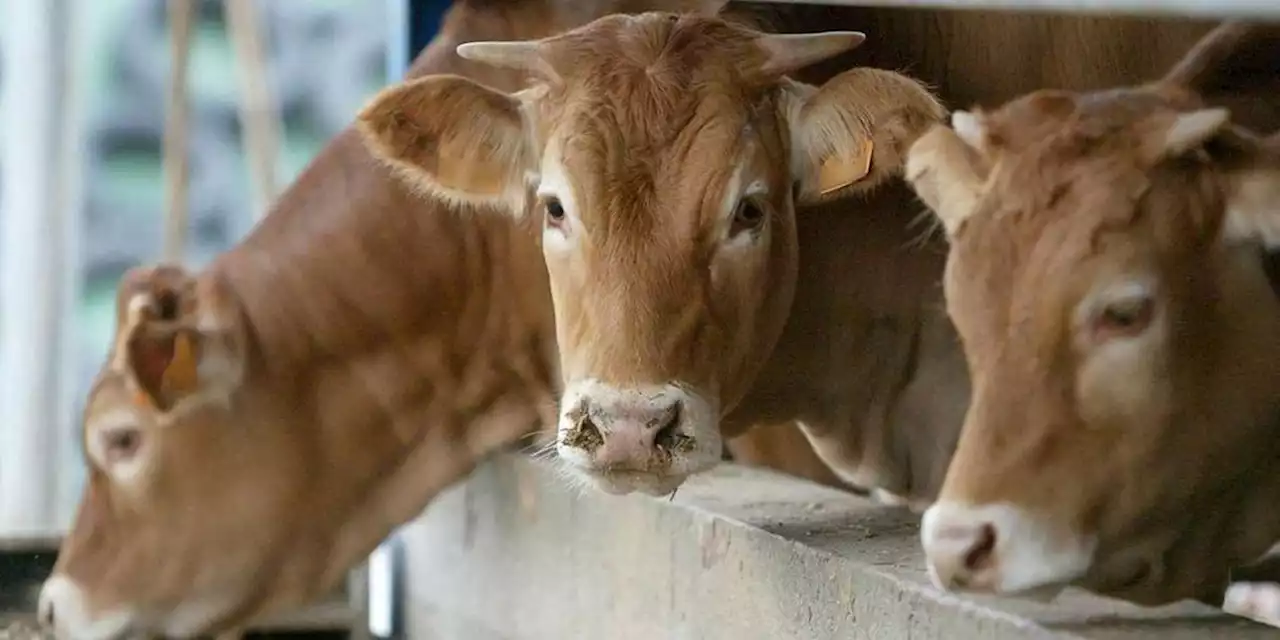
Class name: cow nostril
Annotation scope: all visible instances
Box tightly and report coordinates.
[963,523,998,572]
[563,413,604,451]
[39,601,54,628]
[653,403,685,451]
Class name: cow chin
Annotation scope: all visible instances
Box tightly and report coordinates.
[39,573,244,640]
[582,468,691,497]
[555,437,724,497]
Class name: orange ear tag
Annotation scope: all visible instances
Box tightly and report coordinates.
[132,389,154,408]
[817,139,874,196]
[161,333,200,396]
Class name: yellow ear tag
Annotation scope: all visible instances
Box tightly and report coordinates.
[162,333,200,395]
[817,139,874,196]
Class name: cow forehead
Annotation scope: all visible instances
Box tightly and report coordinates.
[561,106,753,194]
[530,15,786,235]
[954,97,1181,289]
[547,95,778,252]
[947,159,1158,351]
[537,13,777,176]
[83,372,139,426]
[545,13,768,92]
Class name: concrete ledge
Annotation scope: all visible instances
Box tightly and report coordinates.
[401,455,1273,639]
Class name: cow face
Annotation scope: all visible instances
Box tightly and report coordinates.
[34,265,312,639]
[356,10,944,496]
[906,87,1280,605]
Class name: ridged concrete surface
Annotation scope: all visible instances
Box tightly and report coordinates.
[402,455,1273,640]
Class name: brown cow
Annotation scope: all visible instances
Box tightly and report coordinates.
[360,3,1280,610]
[353,3,1248,506]
[356,5,951,500]
[905,22,1280,608]
[39,2,1270,636]
[33,2,848,639]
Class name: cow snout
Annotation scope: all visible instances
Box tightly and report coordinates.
[38,588,54,628]
[921,502,1095,599]
[555,380,722,496]
[564,395,688,464]
[922,516,999,590]
[38,574,133,640]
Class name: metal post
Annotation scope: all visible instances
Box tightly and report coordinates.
[753,0,1280,19]
[0,0,74,539]
[388,0,453,79]
[50,0,88,532]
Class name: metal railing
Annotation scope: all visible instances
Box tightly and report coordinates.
[752,0,1280,20]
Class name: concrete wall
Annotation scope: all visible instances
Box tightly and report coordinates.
[402,455,1273,640]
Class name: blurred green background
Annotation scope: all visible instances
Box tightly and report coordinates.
[74,0,388,395]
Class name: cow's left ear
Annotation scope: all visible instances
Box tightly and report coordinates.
[904,121,990,237]
[112,265,246,414]
[1140,110,1280,247]
[785,68,947,204]
[1222,136,1280,247]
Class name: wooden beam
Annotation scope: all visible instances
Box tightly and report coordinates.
[162,0,194,263]
[226,0,281,221]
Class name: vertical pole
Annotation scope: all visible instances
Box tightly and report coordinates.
[385,0,410,83]
[50,0,88,531]
[0,0,65,538]
[388,0,453,80]
[226,0,280,220]
[162,0,194,264]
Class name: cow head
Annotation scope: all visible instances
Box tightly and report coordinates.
[357,8,944,496]
[36,265,289,638]
[905,23,1280,606]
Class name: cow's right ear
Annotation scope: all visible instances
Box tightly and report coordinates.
[113,265,245,414]
[356,75,532,215]
[904,120,990,237]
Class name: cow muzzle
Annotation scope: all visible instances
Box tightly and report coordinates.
[555,379,722,496]
[920,501,1096,600]
[38,575,136,640]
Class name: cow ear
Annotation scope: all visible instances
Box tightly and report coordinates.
[113,265,245,414]
[356,75,533,215]
[1140,108,1231,164]
[785,68,946,204]
[905,122,990,237]
[1221,134,1280,247]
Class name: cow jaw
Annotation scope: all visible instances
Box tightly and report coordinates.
[40,571,246,640]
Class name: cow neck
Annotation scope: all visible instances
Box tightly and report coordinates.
[190,3,576,597]
[202,134,555,595]
[727,186,966,501]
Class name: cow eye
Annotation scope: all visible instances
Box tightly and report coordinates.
[731,199,767,235]
[102,428,143,464]
[1095,295,1155,338]
[543,197,566,227]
